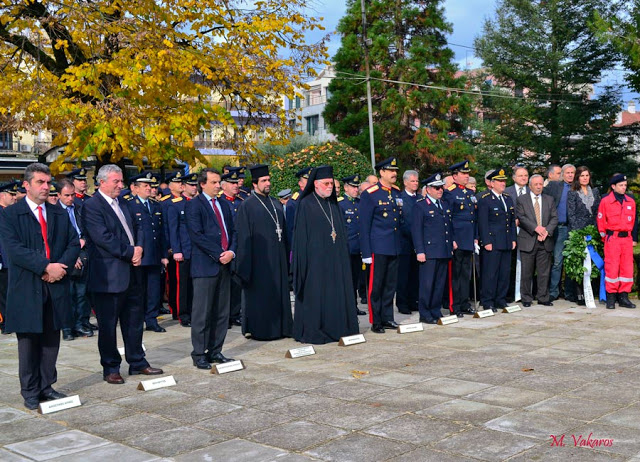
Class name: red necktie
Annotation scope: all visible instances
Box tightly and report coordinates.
[212,199,228,251]
[38,205,50,259]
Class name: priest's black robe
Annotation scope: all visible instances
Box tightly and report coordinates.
[234,193,293,340]
[292,194,359,344]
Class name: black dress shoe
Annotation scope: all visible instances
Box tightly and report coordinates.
[129,366,163,375]
[456,313,464,318]
[145,325,166,333]
[87,322,99,331]
[180,321,191,327]
[104,373,125,384]
[73,326,94,337]
[193,358,212,369]
[24,397,40,410]
[159,307,171,315]
[523,302,532,307]
[208,353,234,363]
[62,330,75,341]
[360,298,368,304]
[491,308,497,313]
[371,325,385,334]
[419,316,428,323]
[40,390,67,401]
[231,319,242,326]
[426,319,438,324]
[356,309,367,316]
[397,309,412,315]
[382,321,399,329]
[539,301,553,306]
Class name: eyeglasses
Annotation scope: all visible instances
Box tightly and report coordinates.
[432,185,444,190]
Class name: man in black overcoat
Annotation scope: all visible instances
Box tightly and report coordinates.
[0,163,80,410]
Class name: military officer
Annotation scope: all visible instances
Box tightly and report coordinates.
[220,170,244,327]
[286,167,311,249]
[164,173,197,326]
[161,172,186,317]
[338,174,366,316]
[442,160,478,317]
[66,168,92,207]
[477,168,517,311]
[412,173,454,324]
[360,157,403,333]
[129,172,169,332]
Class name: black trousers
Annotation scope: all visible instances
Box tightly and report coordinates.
[191,266,230,359]
[167,254,178,319]
[349,254,362,311]
[396,253,419,312]
[17,294,60,400]
[418,259,448,322]
[520,241,552,303]
[174,259,193,323]
[481,248,511,308]
[0,268,7,326]
[368,254,398,326]
[229,278,242,323]
[359,264,369,303]
[70,271,90,330]
[451,249,473,313]
[92,268,149,376]
[141,265,163,327]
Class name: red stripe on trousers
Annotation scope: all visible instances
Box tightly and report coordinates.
[447,260,453,313]
[175,260,181,317]
[367,254,375,324]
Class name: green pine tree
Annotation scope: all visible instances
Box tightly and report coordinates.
[323,0,473,173]
[474,0,637,183]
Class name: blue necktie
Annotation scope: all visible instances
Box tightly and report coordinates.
[67,206,81,237]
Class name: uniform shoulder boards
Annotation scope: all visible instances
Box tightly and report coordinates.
[172,197,183,203]
[123,194,131,200]
[237,195,244,201]
[291,191,299,200]
[337,196,344,202]
[366,185,379,193]
[416,197,425,203]
[150,197,158,202]
[446,184,456,191]
[392,184,401,191]
[480,191,491,198]
[160,194,171,202]
[503,192,510,197]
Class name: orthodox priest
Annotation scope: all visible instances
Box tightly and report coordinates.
[234,164,293,340]
[292,165,359,344]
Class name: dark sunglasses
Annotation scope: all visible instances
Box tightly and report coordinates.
[431,185,444,190]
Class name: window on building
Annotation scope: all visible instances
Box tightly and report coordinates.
[295,96,301,109]
[308,85,322,105]
[0,132,12,150]
[306,115,319,136]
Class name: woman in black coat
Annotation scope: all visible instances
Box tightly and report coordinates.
[567,166,601,305]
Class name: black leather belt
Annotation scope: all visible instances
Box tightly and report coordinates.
[606,230,629,237]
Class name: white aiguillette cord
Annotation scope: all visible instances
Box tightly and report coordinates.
[252,191,282,241]
[313,192,337,243]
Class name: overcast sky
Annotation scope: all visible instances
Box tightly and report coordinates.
[305,0,638,102]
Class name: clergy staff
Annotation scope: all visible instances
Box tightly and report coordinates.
[292,165,359,344]
[234,164,293,341]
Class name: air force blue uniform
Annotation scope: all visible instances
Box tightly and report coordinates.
[338,193,361,312]
[397,189,420,313]
[412,193,453,322]
[478,186,516,309]
[165,195,193,324]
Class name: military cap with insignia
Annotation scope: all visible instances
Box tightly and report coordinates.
[449,160,470,174]
[484,169,495,180]
[0,181,20,194]
[17,185,26,194]
[183,172,198,185]
[130,171,155,183]
[422,172,446,187]
[610,173,627,185]
[65,167,88,180]
[150,174,160,188]
[248,164,269,179]
[278,188,292,200]
[221,170,241,183]
[49,183,59,195]
[341,175,361,187]
[487,168,508,181]
[375,157,399,171]
[295,167,312,179]
[229,166,246,179]
[165,171,184,183]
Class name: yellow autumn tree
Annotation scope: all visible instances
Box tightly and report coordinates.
[0,0,327,171]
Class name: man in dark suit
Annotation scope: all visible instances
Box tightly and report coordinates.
[516,174,558,307]
[0,181,17,334]
[0,163,80,409]
[185,168,237,369]
[505,166,529,302]
[57,178,93,340]
[396,170,420,314]
[82,164,163,384]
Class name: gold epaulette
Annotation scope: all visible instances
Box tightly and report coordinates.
[366,185,379,193]
[150,197,158,202]
[159,194,171,202]
[480,191,491,198]
[123,194,131,200]
[446,184,456,191]
[392,184,400,191]
[217,191,223,197]
[172,197,183,203]
[291,191,299,200]
[337,196,344,202]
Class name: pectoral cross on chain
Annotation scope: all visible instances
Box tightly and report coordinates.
[331,229,337,243]
[276,223,283,242]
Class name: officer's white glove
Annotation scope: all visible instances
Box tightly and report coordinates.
[362,257,372,264]
[474,242,480,255]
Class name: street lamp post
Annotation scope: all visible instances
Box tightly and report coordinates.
[360,0,376,172]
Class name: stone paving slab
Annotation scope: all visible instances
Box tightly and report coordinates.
[1,299,640,460]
